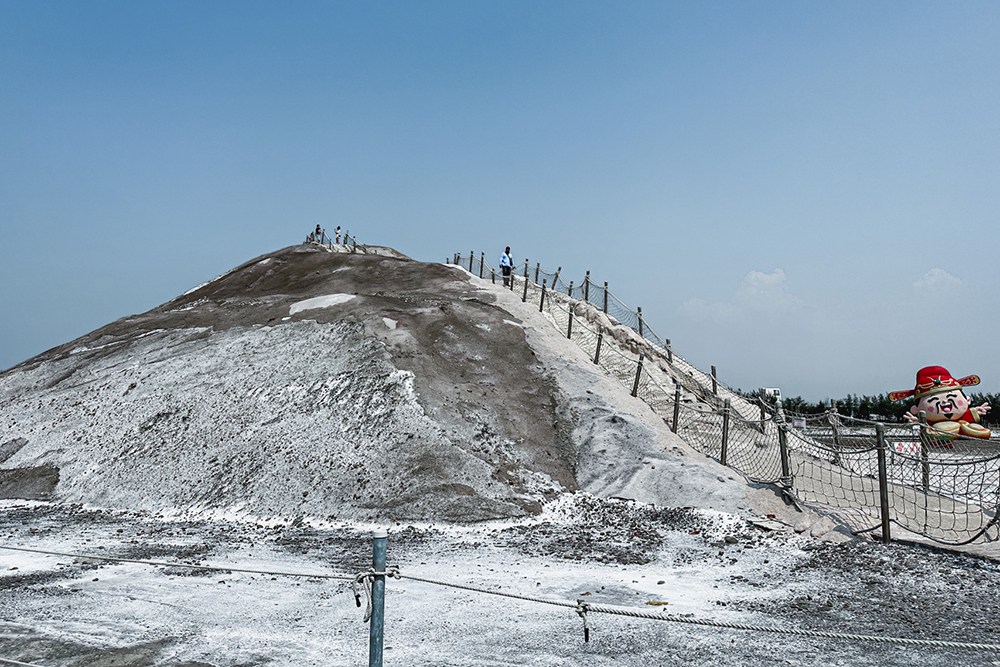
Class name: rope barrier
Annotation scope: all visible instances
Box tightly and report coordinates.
[394,571,1000,650]
[6,539,1000,651]
[0,659,50,667]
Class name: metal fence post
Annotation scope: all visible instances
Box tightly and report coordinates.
[479,251,484,278]
[584,271,590,302]
[369,529,388,667]
[672,382,681,434]
[491,268,495,284]
[523,259,529,280]
[637,307,643,337]
[776,398,792,488]
[829,403,843,466]
[875,423,892,544]
[665,339,672,364]
[534,262,540,283]
[539,279,547,312]
[522,272,530,302]
[469,251,474,273]
[711,365,718,395]
[553,267,561,291]
[918,410,930,492]
[603,281,608,314]
[721,399,731,466]
[631,354,644,397]
[594,327,603,365]
[567,280,574,298]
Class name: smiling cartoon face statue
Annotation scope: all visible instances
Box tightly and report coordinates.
[889,366,992,439]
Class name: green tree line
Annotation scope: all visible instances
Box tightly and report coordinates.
[736,389,1000,426]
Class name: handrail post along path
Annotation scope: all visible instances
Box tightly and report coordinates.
[875,423,892,544]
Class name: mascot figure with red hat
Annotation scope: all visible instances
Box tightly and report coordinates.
[889,366,992,440]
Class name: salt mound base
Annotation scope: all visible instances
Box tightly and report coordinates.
[0,244,763,522]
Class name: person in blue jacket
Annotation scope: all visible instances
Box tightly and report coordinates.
[499,247,513,286]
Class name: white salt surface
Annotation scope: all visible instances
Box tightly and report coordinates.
[382,317,397,330]
[289,294,356,315]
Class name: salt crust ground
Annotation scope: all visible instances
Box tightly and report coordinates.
[2,495,1000,667]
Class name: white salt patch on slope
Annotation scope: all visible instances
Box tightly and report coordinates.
[382,317,397,330]
[289,294,356,315]
[503,320,524,328]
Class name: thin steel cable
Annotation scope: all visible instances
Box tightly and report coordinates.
[396,572,1000,650]
[0,544,353,581]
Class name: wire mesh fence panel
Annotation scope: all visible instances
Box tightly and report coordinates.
[583,279,608,311]
[884,446,1000,544]
[451,249,1000,545]
[674,404,725,461]
[597,340,641,389]
[634,367,676,419]
[725,416,784,484]
[605,290,640,331]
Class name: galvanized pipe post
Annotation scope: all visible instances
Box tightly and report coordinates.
[479,251,484,278]
[671,382,681,433]
[631,354,644,397]
[539,280,547,312]
[368,529,388,667]
[637,307,643,337]
[594,327,604,365]
[584,271,590,302]
[875,423,892,544]
[918,410,930,492]
[721,399,731,466]
[603,281,608,314]
[711,365,718,395]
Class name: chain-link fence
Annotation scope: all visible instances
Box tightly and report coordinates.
[450,252,1000,546]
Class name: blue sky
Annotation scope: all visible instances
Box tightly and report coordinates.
[2,1,998,400]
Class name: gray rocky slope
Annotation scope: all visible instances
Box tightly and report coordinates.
[0,244,784,524]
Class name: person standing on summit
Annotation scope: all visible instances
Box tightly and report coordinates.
[499,247,513,286]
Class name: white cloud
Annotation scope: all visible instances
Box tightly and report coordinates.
[912,268,966,292]
[680,268,804,323]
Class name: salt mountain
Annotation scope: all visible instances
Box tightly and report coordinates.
[0,244,774,522]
